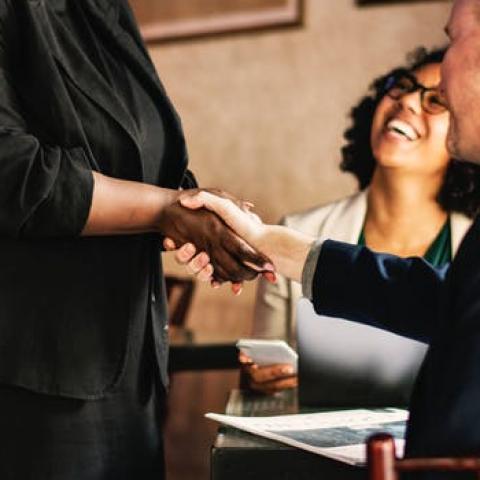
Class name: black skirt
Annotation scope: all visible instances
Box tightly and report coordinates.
[0,320,166,480]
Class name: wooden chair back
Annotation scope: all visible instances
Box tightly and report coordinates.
[368,434,480,480]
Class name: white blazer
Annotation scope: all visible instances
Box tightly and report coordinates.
[253,190,472,344]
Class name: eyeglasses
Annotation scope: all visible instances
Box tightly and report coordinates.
[383,70,448,115]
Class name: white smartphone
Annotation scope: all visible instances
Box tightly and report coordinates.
[236,339,298,373]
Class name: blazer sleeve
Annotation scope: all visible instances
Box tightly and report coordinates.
[180,169,198,190]
[311,240,448,342]
[0,5,94,239]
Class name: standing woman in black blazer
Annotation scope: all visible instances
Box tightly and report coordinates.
[0,1,268,479]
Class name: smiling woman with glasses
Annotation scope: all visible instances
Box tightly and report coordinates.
[176,47,480,396]
[342,47,480,216]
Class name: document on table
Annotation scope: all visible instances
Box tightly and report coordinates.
[206,407,408,466]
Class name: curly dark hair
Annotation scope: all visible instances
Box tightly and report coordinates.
[341,47,480,218]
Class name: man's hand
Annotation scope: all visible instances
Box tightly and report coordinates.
[179,191,267,247]
[157,190,273,284]
[178,191,315,283]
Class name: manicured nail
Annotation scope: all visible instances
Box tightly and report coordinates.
[262,263,275,272]
[199,252,210,264]
[232,284,243,296]
[184,243,195,255]
[264,272,277,284]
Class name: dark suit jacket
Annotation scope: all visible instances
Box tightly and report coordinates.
[311,216,480,457]
[0,0,194,399]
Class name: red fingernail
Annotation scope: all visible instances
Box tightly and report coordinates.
[264,272,277,283]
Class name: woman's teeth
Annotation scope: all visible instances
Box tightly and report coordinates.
[386,119,419,141]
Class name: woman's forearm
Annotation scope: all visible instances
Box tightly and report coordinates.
[82,171,178,236]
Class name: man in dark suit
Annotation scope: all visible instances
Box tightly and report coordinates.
[176,0,480,463]
[307,0,480,458]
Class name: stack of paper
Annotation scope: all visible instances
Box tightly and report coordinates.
[206,408,408,465]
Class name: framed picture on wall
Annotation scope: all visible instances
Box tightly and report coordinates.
[129,0,303,43]
[357,0,448,4]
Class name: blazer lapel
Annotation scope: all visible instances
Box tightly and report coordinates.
[318,191,368,244]
[84,0,180,121]
[35,0,188,188]
[84,0,189,188]
[34,0,144,176]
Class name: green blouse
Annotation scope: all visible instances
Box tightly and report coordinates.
[358,220,451,268]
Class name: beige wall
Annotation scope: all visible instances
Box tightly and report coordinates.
[151,0,451,337]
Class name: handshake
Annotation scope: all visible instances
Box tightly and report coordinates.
[158,189,314,293]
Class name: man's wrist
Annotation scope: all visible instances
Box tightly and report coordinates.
[259,225,314,282]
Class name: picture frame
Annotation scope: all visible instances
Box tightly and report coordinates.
[357,0,448,4]
[129,0,303,43]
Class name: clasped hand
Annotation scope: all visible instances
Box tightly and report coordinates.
[158,189,274,290]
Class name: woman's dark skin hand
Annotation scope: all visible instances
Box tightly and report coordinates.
[157,190,273,283]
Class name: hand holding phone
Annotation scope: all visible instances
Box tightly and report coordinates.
[236,339,298,373]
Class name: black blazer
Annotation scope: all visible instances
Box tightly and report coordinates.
[0,0,193,399]
[312,218,480,457]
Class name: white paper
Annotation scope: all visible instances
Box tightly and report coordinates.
[206,408,408,465]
